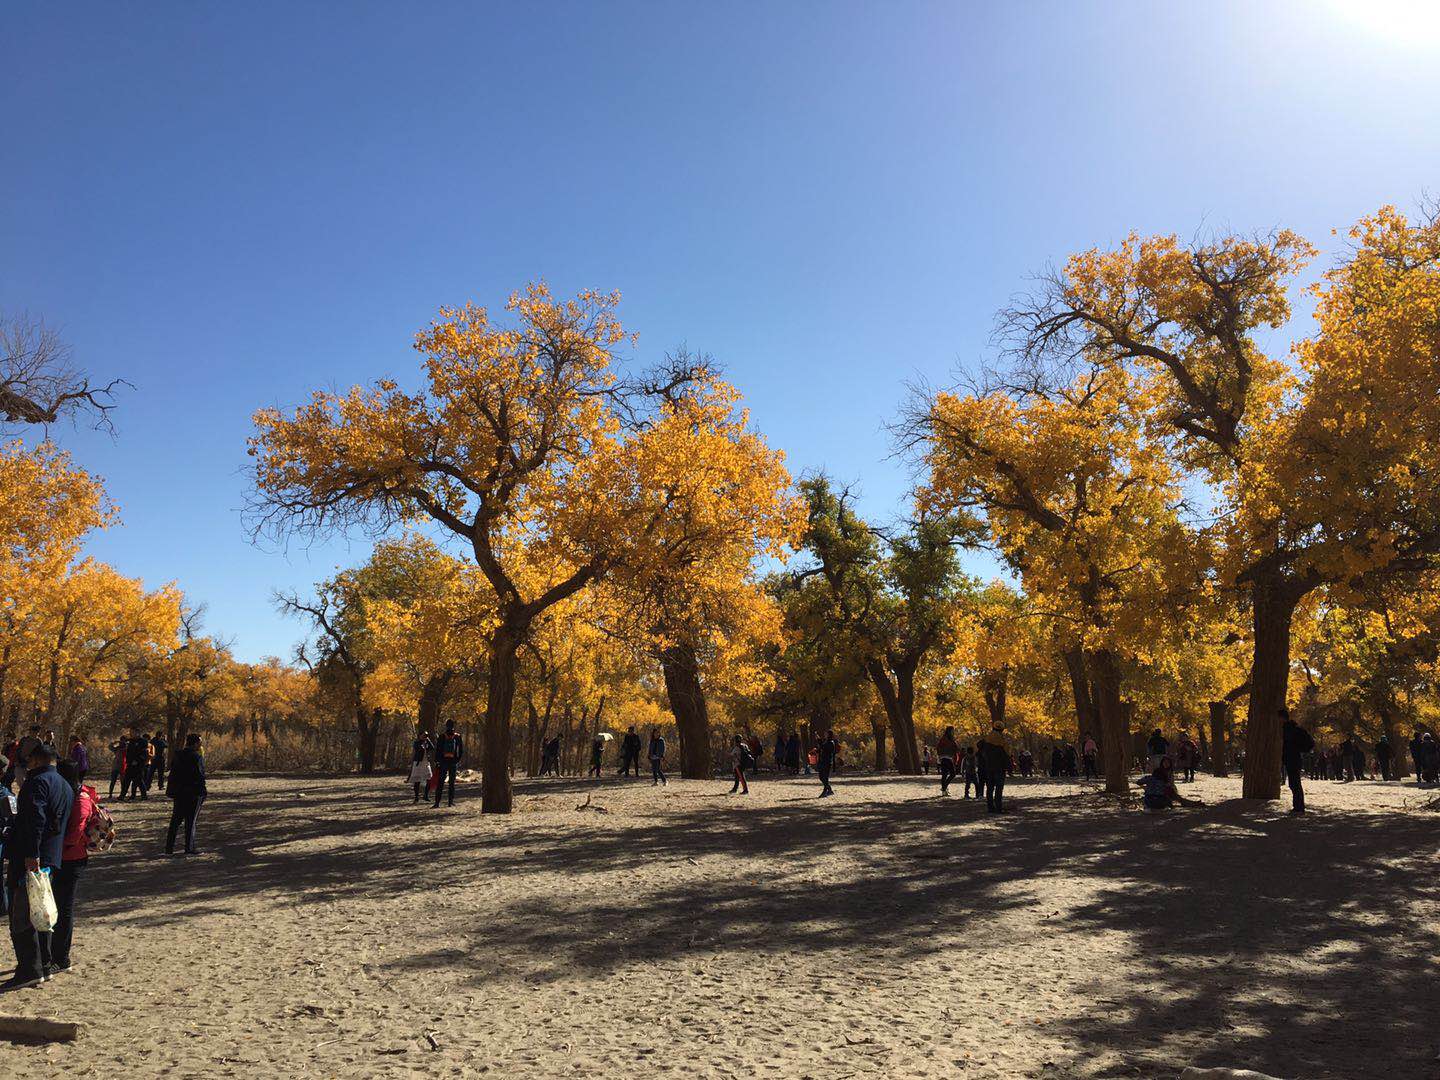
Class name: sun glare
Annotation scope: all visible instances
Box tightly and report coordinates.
[1329,0,1440,46]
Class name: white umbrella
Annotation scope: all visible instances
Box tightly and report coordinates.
[597,732,615,742]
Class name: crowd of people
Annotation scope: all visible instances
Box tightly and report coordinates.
[0,729,206,993]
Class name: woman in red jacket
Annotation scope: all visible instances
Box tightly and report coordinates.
[53,761,97,974]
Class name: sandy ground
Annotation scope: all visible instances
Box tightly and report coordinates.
[1,768,1437,1080]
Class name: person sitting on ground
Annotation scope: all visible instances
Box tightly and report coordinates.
[1136,757,1201,814]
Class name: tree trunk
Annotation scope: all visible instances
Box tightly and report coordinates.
[1062,646,1100,748]
[356,705,381,773]
[1379,705,1405,778]
[482,625,522,812]
[864,658,920,774]
[1243,576,1302,800]
[868,711,887,771]
[1087,648,1129,794]
[660,643,712,780]
[417,670,452,738]
[1208,701,1230,777]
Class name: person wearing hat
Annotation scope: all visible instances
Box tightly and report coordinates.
[4,742,73,991]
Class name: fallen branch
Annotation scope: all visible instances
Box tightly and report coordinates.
[0,1015,83,1043]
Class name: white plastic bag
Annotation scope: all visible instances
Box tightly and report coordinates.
[26,868,58,933]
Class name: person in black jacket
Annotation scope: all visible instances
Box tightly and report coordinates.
[4,742,73,992]
[432,721,463,808]
[1280,709,1314,814]
[165,734,207,855]
[147,731,168,790]
[618,726,642,777]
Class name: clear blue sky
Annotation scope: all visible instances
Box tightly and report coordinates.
[4,1,1438,662]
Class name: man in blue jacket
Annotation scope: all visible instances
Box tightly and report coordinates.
[4,743,73,992]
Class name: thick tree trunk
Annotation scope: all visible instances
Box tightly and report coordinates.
[482,625,522,812]
[1062,647,1100,748]
[1243,576,1301,800]
[660,643,712,780]
[984,671,1007,728]
[865,658,920,774]
[1208,701,1230,777]
[1087,648,1129,794]
[868,711,887,771]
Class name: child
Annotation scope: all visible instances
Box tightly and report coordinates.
[961,747,978,799]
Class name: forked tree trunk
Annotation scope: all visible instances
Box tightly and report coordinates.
[1088,648,1129,794]
[1208,701,1230,777]
[660,643,712,779]
[865,658,921,774]
[482,625,523,813]
[1062,647,1100,748]
[1243,576,1302,800]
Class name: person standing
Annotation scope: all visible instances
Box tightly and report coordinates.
[936,727,958,796]
[817,729,839,798]
[68,734,90,786]
[408,731,433,804]
[587,735,605,779]
[773,733,786,774]
[147,731,168,791]
[1281,709,1314,814]
[107,735,126,799]
[980,725,1009,813]
[921,745,934,775]
[1081,733,1098,780]
[728,735,750,795]
[785,732,801,775]
[1145,729,1169,772]
[3,742,73,991]
[165,734,207,855]
[433,721,464,807]
[1410,730,1426,785]
[648,729,667,786]
[121,731,149,801]
[619,726,642,777]
[11,727,42,791]
[51,761,96,974]
[1375,735,1393,781]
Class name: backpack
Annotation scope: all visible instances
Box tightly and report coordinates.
[86,800,118,853]
[739,743,756,770]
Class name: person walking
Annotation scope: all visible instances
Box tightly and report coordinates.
[1081,733,1098,780]
[648,729,667,786]
[1375,735,1393,781]
[587,735,605,779]
[816,729,839,798]
[68,734,90,786]
[1281,709,1314,814]
[728,735,750,795]
[619,726,642,777]
[1410,730,1426,784]
[1419,732,1439,785]
[51,761,96,974]
[921,745,934,775]
[3,741,73,991]
[936,726,958,796]
[165,733,207,855]
[980,725,1009,813]
[433,721,464,807]
[147,731,168,791]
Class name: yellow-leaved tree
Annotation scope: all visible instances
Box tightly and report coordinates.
[250,284,793,810]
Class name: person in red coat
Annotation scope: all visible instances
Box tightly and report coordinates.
[53,761,98,973]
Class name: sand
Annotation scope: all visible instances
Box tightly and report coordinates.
[1,769,1436,1079]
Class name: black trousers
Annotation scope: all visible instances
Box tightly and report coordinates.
[50,859,85,967]
[1378,756,1392,781]
[986,773,1006,811]
[7,869,53,981]
[939,757,955,793]
[1286,761,1305,811]
[434,762,458,805]
[108,765,122,797]
[148,759,166,789]
[1083,754,1097,779]
[122,767,148,799]
[167,795,203,853]
[817,763,832,795]
[620,750,640,776]
[651,758,666,784]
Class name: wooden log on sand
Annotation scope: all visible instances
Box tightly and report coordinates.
[0,1015,83,1042]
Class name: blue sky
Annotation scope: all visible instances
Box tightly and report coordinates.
[4,1,1438,662]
